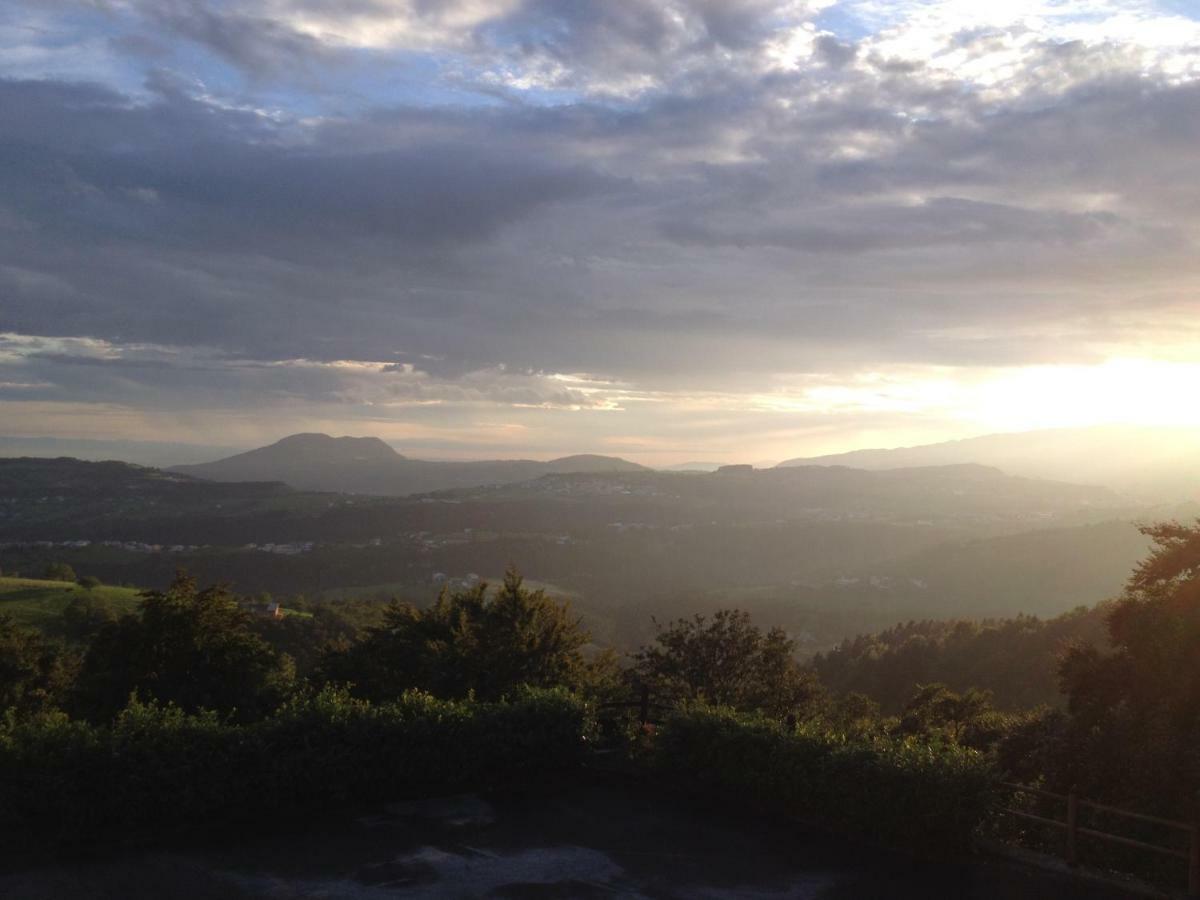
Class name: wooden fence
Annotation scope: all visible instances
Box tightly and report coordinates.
[594,691,1199,895]
[596,685,673,726]
[997,781,1200,896]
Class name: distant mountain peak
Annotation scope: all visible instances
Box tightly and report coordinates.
[168,435,646,496]
[775,425,1200,501]
[544,454,648,473]
[270,433,403,460]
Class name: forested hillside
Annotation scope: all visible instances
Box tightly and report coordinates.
[812,604,1111,712]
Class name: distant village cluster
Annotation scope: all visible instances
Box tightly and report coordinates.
[0,539,204,554]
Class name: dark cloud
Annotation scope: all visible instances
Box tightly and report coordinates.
[138,0,336,75]
[2,1,1199,455]
[813,34,857,69]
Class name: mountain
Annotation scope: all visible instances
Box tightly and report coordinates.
[0,456,298,539]
[777,425,1200,501]
[428,463,1128,535]
[170,433,648,496]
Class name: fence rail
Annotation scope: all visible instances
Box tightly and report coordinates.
[593,692,1199,895]
[997,781,1200,896]
[596,686,673,726]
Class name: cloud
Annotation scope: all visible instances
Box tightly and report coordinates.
[0,1,1199,458]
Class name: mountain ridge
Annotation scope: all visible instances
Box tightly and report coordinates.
[169,433,648,496]
[777,425,1200,501]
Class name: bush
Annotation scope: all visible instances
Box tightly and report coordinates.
[323,568,593,702]
[73,573,292,723]
[43,563,76,583]
[652,705,996,855]
[0,687,586,847]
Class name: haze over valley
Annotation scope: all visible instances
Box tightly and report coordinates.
[4,425,1188,652]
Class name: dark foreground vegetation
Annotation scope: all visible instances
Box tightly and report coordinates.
[2,520,1200,889]
[0,688,583,850]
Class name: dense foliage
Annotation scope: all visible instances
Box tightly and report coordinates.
[814,605,1111,712]
[323,568,598,702]
[0,616,76,715]
[633,609,822,716]
[0,687,585,847]
[72,572,293,722]
[1023,521,1200,818]
[653,705,996,855]
[3,521,1199,876]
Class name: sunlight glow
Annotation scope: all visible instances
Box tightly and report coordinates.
[759,358,1200,434]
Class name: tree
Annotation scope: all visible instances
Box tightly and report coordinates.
[43,562,76,582]
[632,609,823,717]
[0,615,77,715]
[324,567,591,702]
[59,593,120,643]
[250,603,361,678]
[895,683,1003,748]
[73,571,293,722]
[1053,521,1200,814]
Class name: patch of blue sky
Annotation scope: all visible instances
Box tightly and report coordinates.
[0,5,142,91]
[813,2,885,40]
[1154,0,1200,21]
[279,48,586,114]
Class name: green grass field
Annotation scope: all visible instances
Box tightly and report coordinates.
[0,576,142,632]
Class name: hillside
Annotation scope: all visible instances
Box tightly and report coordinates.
[625,518,1151,655]
[170,433,648,496]
[0,456,1153,650]
[777,425,1200,501]
[812,603,1114,712]
[867,519,1154,615]
[0,576,141,634]
[442,463,1124,524]
[0,457,315,539]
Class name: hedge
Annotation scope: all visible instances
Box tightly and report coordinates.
[0,686,586,846]
[652,705,997,855]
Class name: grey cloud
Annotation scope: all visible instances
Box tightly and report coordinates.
[0,82,611,257]
[0,337,612,412]
[2,12,1199,400]
[660,198,1123,254]
[106,0,821,94]
[813,34,856,69]
[140,0,333,75]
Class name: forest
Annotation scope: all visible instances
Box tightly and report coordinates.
[3,519,1200,889]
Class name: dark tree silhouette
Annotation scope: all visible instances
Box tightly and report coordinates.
[74,571,292,722]
[323,567,593,702]
[633,609,822,716]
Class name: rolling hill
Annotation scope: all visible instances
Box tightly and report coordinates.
[0,576,141,634]
[170,433,648,496]
[777,425,1200,501]
[0,455,1160,651]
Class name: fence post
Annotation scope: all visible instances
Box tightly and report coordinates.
[639,684,650,726]
[1189,791,1200,898]
[1066,787,1079,868]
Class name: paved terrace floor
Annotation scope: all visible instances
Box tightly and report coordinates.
[1,775,1146,899]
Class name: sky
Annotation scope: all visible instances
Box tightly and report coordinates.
[2,0,1200,465]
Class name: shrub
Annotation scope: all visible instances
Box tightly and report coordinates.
[652,704,996,855]
[73,573,292,723]
[0,687,586,847]
[323,568,593,702]
[43,563,76,583]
